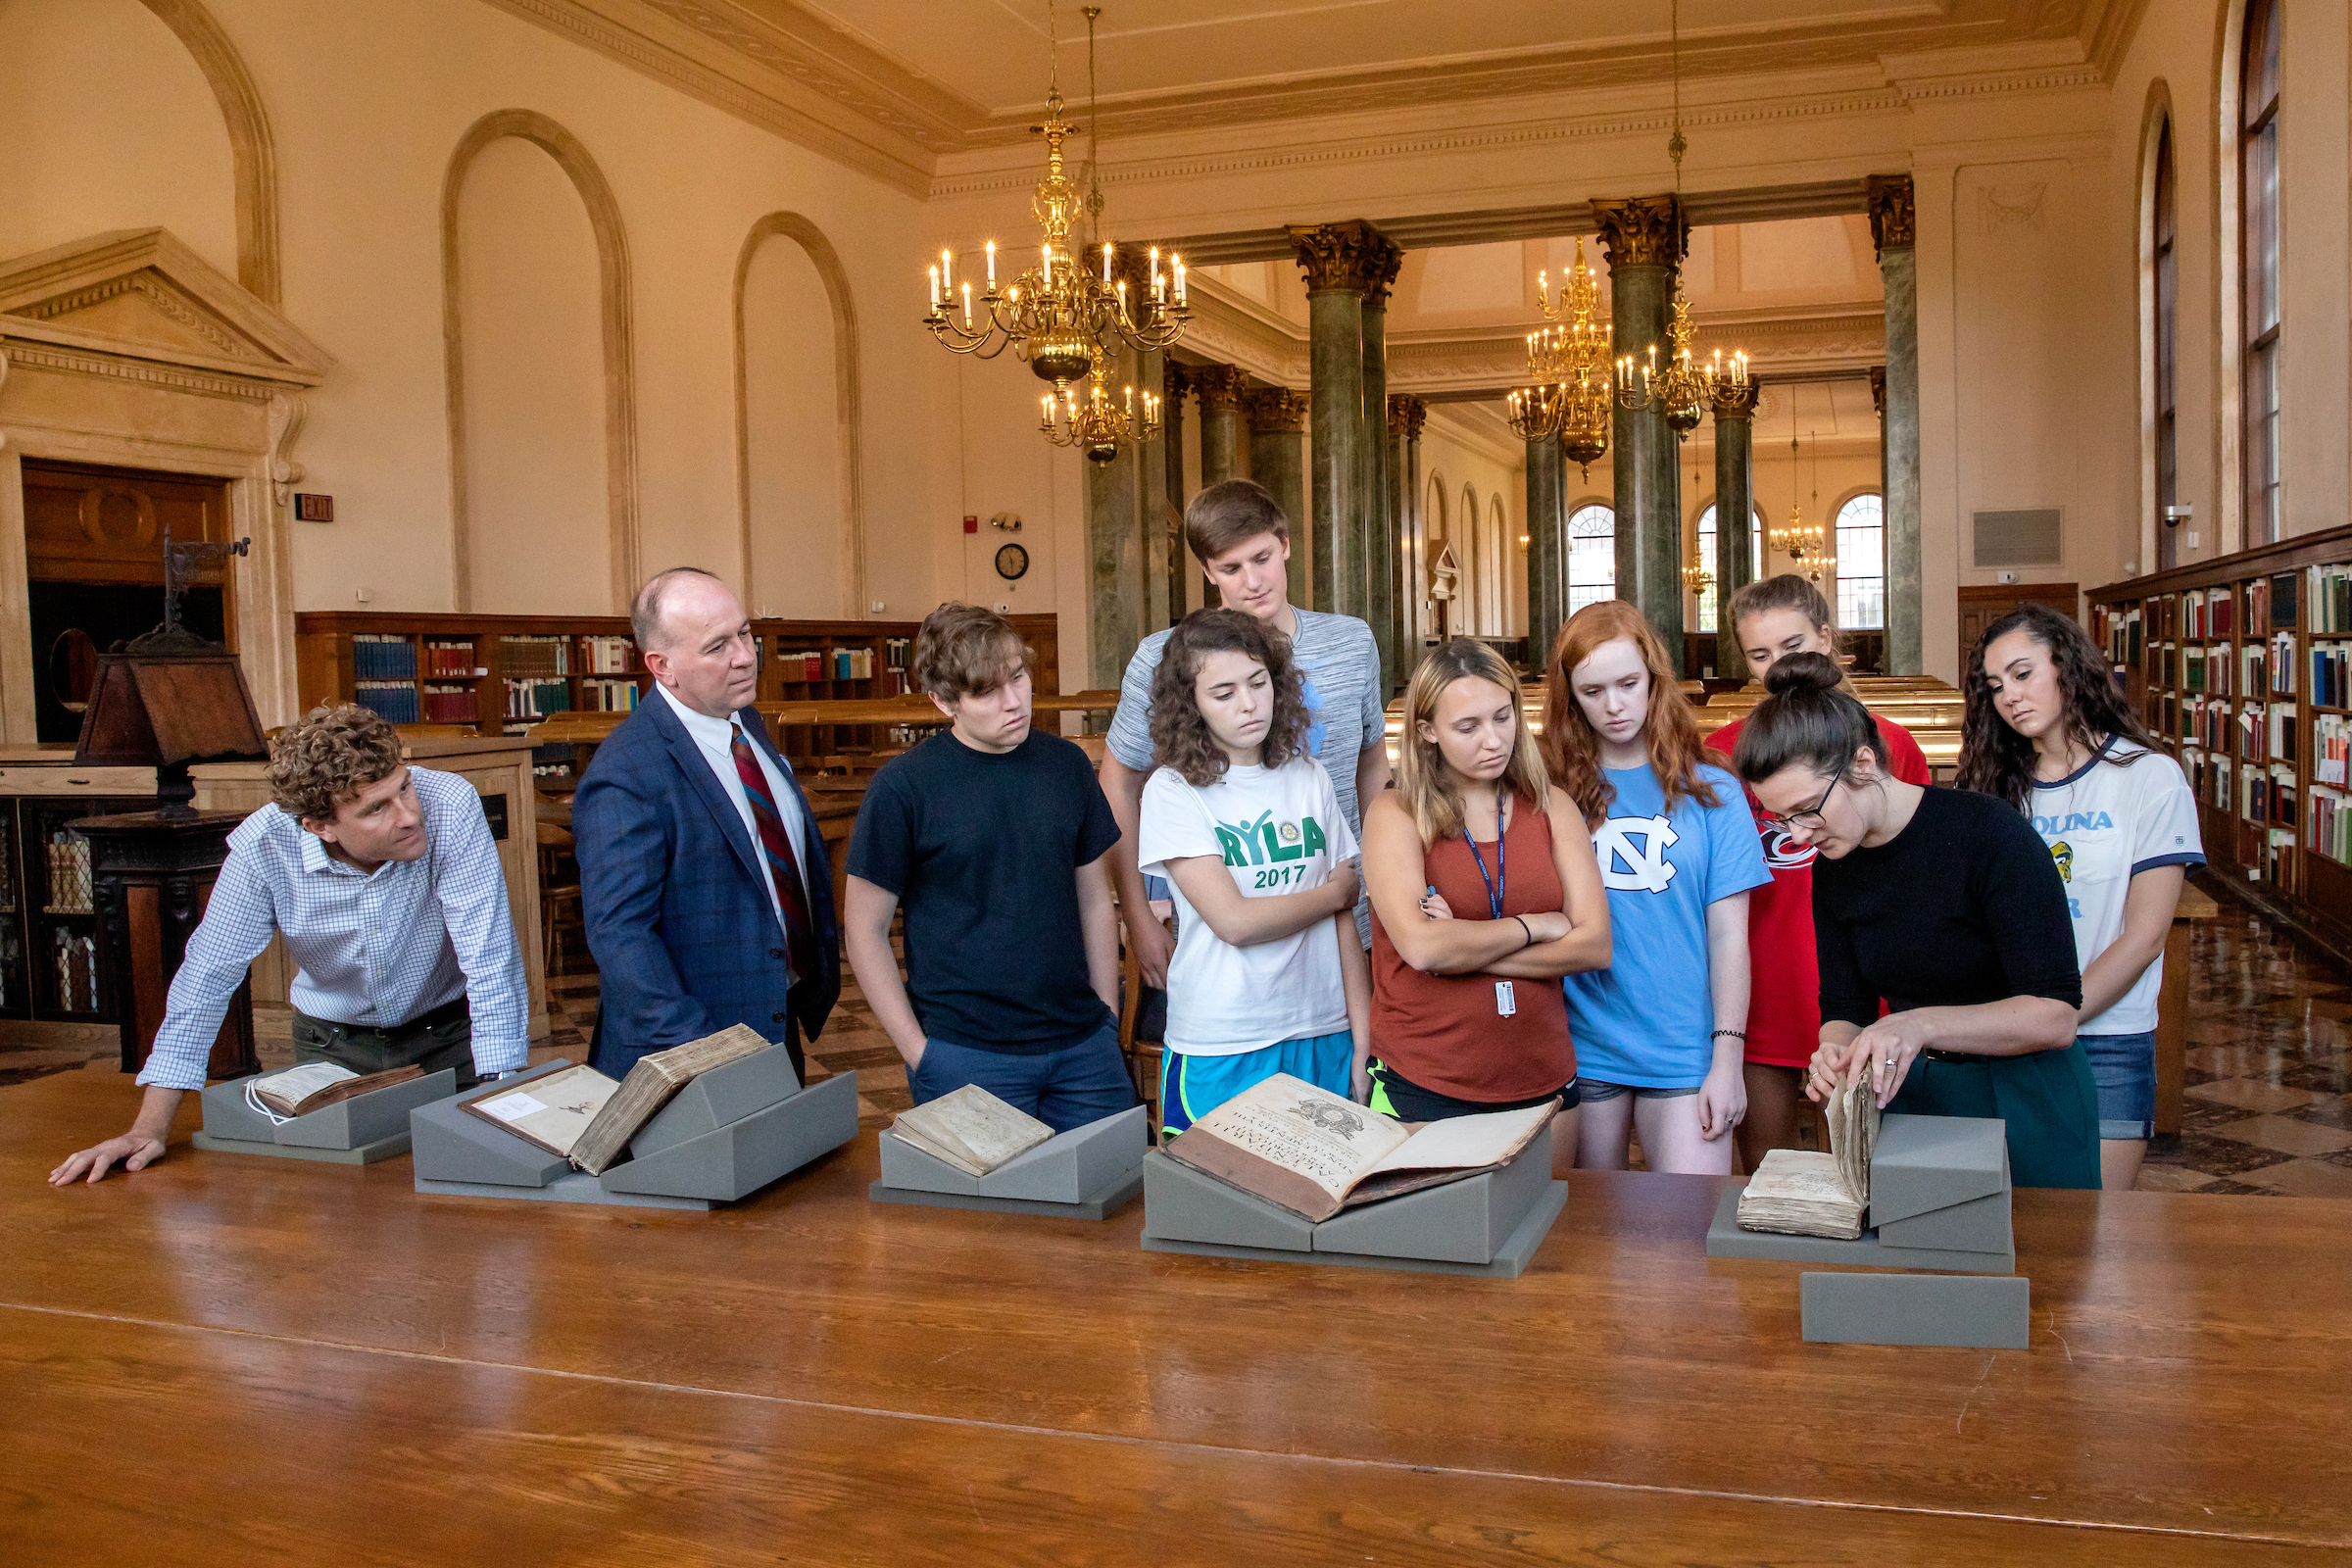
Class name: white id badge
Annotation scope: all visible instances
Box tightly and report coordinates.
[1494,980,1517,1017]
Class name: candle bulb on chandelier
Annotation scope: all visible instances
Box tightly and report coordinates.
[1538,270,1549,309]
[985,240,996,286]
[928,265,940,310]
[1173,258,1186,304]
[960,281,971,328]
[1102,242,1112,283]
[940,248,952,294]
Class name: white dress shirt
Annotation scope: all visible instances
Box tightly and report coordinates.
[137,766,529,1091]
[656,682,808,932]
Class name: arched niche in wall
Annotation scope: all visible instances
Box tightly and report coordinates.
[441,110,637,612]
[1459,484,1480,634]
[1487,494,1508,635]
[135,0,280,301]
[735,213,862,619]
[0,0,240,280]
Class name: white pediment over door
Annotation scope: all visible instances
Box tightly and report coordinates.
[0,227,328,388]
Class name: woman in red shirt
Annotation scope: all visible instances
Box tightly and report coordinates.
[1704,576,1931,1171]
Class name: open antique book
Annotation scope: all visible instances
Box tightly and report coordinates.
[889,1084,1055,1177]
[1736,1073,1881,1240]
[463,1063,622,1160]
[249,1062,423,1119]
[1162,1073,1554,1223]
[568,1025,775,1175]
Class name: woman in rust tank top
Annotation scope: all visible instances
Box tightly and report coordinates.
[1360,640,1611,1167]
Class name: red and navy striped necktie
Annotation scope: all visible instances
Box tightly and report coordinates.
[730,720,818,986]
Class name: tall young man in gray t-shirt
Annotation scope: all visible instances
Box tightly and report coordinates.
[1102,478,1392,983]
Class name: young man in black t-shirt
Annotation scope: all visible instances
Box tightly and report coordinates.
[844,605,1138,1132]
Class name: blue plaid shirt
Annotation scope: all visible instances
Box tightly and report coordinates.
[137,765,530,1090]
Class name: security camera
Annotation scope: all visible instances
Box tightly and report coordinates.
[2163,504,2192,527]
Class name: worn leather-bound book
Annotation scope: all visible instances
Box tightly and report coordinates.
[463,1064,622,1159]
[250,1062,424,1119]
[889,1085,1055,1176]
[1162,1073,1554,1223]
[567,1024,774,1175]
[1737,1075,1881,1240]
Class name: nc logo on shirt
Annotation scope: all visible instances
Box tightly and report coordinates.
[2051,841,2075,883]
[1215,811,1327,868]
[1593,815,1679,893]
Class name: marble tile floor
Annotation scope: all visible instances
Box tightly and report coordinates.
[13,892,2352,1195]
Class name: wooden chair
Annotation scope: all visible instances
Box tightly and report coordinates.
[536,821,581,977]
[1116,906,1170,1139]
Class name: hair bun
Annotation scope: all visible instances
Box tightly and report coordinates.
[1763,650,1843,697]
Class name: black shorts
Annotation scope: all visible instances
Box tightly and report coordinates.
[1365,1058,1578,1122]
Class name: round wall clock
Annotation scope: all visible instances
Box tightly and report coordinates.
[994,542,1030,581]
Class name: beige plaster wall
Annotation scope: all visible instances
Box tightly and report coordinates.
[741,233,847,621]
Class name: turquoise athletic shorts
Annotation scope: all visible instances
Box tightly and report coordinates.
[1159,1030,1354,1141]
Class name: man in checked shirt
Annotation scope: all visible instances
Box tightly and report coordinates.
[49,705,528,1184]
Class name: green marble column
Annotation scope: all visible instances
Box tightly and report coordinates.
[1164,360,1191,613]
[1398,396,1426,659]
[1525,432,1567,668]
[1244,387,1310,607]
[1290,221,1381,617]
[1387,394,1412,677]
[1085,338,1145,689]
[1871,175,1922,675]
[1710,380,1760,649]
[1193,364,1249,610]
[1360,237,1402,692]
[1136,345,1172,634]
[1594,194,1688,674]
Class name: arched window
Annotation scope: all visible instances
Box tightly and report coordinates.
[1834,493,1886,630]
[2240,0,2281,545]
[1691,504,1764,627]
[2151,112,2179,570]
[1567,503,1615,612]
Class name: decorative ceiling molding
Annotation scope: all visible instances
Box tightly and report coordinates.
[486,0,2149,203]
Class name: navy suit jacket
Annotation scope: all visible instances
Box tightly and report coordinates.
[574,695,840,1077]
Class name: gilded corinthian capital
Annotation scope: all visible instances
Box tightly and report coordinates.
[1388,394,1427,439]
[1362,233,1405,311]
[1287,220,1391,295]
[1590,194,1687,271]
[1708,378,1760,419]
[1191,364,1250,414]
[1866,174,1916,256]
[1242,386,1310,434]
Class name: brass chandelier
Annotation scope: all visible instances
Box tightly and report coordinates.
[1611,0,1743,441]
[1769,418,1834,577]
[919,4,1186,462]
[1505,237,1612,478]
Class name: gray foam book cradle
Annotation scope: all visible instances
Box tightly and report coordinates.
[410,1049,858,1210]
[1703,1112,2030,1348]
[193,1069,459,1165]
[1139,1124,1566,1278]
[869,1105,1148,1219]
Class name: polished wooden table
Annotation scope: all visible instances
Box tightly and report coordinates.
[6,1062,2347,1565]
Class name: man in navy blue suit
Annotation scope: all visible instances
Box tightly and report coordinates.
[574,567,838,1079]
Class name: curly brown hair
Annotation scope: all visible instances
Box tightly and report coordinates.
[1958,603,2159,808]
[268,705,404,824]
[1539,600,1721,828]
[1148,609,1312,786]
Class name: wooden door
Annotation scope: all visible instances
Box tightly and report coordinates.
[1957,582,2079,662]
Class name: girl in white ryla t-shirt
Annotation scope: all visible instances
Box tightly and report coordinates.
[1961,603,2203,1191]
[1137,610,1371,1139]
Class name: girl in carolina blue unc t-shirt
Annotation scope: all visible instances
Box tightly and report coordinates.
[1539,603,1770,1175]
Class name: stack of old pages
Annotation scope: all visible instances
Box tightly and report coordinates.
[461,1024,772,1174]
[248,1061,422,1118]
[889,1085,1055,1177]
[1162,1073,1554,1223]
[1737,1074,1881,1240]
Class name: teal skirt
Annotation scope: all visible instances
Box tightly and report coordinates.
[1886,1043,2101,1191]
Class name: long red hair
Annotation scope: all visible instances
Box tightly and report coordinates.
[1540,600,1721,828]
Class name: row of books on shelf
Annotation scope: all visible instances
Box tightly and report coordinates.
[353,633,417,679]
[2178,635,2297,698]
[2311,641,2352,710]
[2165,697,2298,761]
[424,640,486,677]
[776,647,881,682]
[581,635,641,674]
[580,678,643,712]
[500,635,570,677]
[354,680,421,724]
[2182,748,2296,822]
[2312,565,2352,635]
[504,677,571,719]
[422,685,478,723]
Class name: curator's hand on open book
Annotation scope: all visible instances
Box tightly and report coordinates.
[49,1131,168,1186]
[1809,1020,1928,1109]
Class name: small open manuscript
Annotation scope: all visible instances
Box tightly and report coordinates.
[462,1063,621,1160]
[889,1084,1054,1177]
[1737,1074,1882,1240]
[1163,1073,1554,1222]
[567,1024,774,1175]
[251,1062,423,1119]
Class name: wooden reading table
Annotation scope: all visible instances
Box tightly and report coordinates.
[4,1061,2345,1564]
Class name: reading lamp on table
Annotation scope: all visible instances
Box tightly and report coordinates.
[68,532,270,1080]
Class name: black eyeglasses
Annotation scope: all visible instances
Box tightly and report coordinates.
[1760,757,1845,831]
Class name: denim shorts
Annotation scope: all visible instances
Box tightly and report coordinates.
[2079,1030,2156,1141]
[1574,1077,1699,1104]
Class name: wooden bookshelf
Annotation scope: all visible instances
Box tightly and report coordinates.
[295,612,1061,777]
[2089,522,2352,960]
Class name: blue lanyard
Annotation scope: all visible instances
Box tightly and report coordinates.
[1461,790,1507,920]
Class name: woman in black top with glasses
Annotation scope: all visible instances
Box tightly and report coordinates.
[1730,654,2097,1189]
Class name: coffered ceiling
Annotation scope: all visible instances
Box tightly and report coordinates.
[490,0,2150,193]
